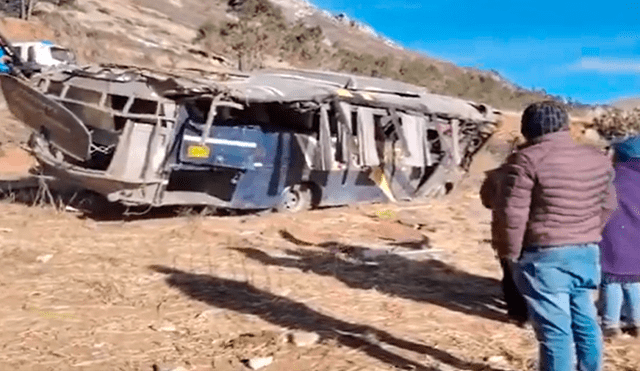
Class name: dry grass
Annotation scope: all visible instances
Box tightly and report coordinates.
[0,110,638,371]
[0,140,638,371]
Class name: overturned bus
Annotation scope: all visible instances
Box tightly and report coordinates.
[0,66,500,212]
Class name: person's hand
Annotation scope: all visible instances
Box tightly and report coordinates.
[0,55,11,63]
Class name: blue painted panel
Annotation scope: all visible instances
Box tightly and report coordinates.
[179,124,263,169]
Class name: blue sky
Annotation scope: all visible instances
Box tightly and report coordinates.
[309,0,640,105]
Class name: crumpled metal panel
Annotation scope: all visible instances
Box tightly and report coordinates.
[0,74,91,161]
[356,107,380,167]
[251,69,427,96]
[399,113,429,167]
[221,72,499,127]
[420,92,498,122]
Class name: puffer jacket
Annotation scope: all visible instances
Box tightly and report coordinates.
[494,131,617,260]
[480,157,514,254]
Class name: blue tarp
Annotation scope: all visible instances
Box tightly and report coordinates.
[614,136,640,162]
[0,48,11,74]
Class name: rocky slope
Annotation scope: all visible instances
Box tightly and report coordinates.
[0,0,560,111]
[613,98,640,110]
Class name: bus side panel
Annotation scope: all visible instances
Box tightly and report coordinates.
[179,125,262,169]
[229,131,309,209]
[308,169,389,206]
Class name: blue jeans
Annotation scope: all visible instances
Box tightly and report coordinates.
[601,282,640,329]
[514,244,602,371]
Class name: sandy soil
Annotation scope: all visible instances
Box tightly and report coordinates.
[0,145,35,177]
[0,112,638,371]
[0,2,634,369]
[0,17,56,41]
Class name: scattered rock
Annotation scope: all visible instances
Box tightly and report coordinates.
[194,308,223,319]
[149,323,177,332]
[431,362,456,371]
[288,331,319,347]
[246,356,273,370]
[83,220,98,230]
[361,249,387,260]
[32,1,56,14]
[158,324,177,332]
[152,365,188,371]
[64,205,80,213]
[487,355,506,364]
[36,254,54,263]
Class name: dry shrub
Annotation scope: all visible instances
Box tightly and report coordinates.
[195,0,326,71]
[590,107,640,139]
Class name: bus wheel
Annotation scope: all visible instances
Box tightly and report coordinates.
[277,184,312,213]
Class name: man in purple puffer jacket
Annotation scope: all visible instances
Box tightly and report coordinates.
[599,136,640,339]
[495,101,617,371]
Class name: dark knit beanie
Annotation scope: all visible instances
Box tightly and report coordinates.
[520,101,569,140]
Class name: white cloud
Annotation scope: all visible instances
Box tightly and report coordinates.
[572,57,640,73]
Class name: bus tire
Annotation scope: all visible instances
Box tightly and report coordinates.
[277,184,312,213]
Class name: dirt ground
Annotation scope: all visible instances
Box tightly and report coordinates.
[0,112,638,371]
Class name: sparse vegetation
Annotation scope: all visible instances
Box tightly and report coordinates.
[194,0,326,71]
[333,49,395,78]
[192,0,555,109]
[0,0,572,110]
[398,59,442,85]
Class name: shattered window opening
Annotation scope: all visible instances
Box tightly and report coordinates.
[376,113,397,140]
[50,47,76,64]
[184,97,224,123]
[114,117,128,131]
[65,86,103,105]
[350,110,358,137]
[129,98,159,115]
[107,95,129,112]
[27,47,35,63]
[46,82,65,97]
[184,100,318,135]
[329,109,339,137]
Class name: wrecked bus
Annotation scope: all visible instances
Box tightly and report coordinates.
[0,65,499,212]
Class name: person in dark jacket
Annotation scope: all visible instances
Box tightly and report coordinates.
[495,101,617,371]
[599,135,640,339]
[480,156,529,326]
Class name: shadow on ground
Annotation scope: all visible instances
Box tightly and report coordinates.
[0,177,271,221]
[150,265,508,371]
[232,230,508,324]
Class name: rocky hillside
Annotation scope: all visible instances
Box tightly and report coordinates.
[613,98,640,110]
[2,0,569,110]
